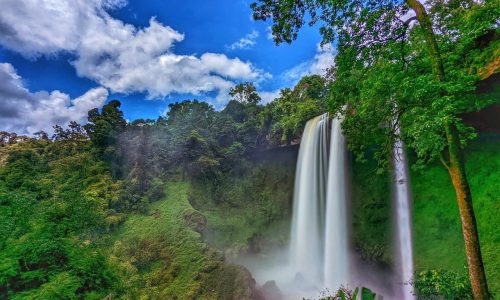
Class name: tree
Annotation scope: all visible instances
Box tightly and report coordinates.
[229,82,261,105]
[262,75,327,145]
[84,100,127,177]
[0,134,120,298]
[251,0,496,298]
[84,100,126,150]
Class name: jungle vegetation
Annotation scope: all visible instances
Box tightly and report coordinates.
[0,0,498,299]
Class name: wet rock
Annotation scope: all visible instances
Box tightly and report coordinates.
[260,280,283,300]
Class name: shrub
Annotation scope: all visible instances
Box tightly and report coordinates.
[412,269,472,299]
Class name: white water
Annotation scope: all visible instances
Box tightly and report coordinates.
[240,114,416,299]
[393,126,415,300]
[289,113,350,294]
[324,116,349,289]
[290,113,329,283]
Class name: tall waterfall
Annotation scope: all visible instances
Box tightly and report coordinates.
[289,113,350,291]
[393,127,415,300]
[242,113,417,299]
[324,116,349,289]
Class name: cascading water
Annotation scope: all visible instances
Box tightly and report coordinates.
[393,125,415,300]
[289,114,329,284]
[324,116,349,290]
[240,113,417,299]
[289,113,350,293]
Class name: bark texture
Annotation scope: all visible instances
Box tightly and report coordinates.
[445,122,490,300]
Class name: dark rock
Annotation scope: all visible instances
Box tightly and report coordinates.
[183,209,207,233]
[260,280,283,300]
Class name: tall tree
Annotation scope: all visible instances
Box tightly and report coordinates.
[84,100,127,177]
[251,0,496,298]
[229,82,262,105]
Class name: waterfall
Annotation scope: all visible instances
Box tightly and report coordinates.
[289,113,350,291]
[244,113,416,299]
[393,126,415,300]
[290,114,329,283]
[324,116,349,290]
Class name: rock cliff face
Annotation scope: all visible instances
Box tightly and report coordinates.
[249,143,300,164]
[462,73,500,133]
[462,103,500,133]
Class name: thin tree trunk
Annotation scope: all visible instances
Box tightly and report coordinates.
[405,1,490,299]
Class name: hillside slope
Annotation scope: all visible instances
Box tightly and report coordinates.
[107,181,259,299]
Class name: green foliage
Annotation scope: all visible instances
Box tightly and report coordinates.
[0,130,121,298]
[85,100,126,149]
[413,269,472,299]
[1,7,496,295]
[319,286,383,300]
[229,82,262,105]
[189,160,294,251]
[252,0,498,169]
[262,75,327,144]
[252,0,405,47]
[84,100,127,177]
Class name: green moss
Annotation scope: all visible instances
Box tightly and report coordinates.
[411,135,500,297]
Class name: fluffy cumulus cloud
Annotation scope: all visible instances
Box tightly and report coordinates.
[0,63,108,134]
[227,30,259,50]
[0,0,266,101]
[283,43,336,84]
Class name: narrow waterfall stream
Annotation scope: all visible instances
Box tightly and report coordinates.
[393,127,415,300]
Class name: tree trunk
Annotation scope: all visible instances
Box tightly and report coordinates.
[445,122,490,299]
[406,1,490,299]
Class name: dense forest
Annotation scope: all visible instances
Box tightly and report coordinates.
[0,0,499,299]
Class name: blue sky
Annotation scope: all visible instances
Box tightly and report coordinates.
[0,0,333,134]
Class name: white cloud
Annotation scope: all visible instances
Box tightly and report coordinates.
[0,1,267,102]
[259,90,281,104]
[73,17,266,99]
[0,63,107,134]
[254,44,335,106]
[0,0,98,57]
[283,43,336,84]
[227,30,259,50]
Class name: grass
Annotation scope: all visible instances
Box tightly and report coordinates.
[108,181,220,299]
[411,135,500,297]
